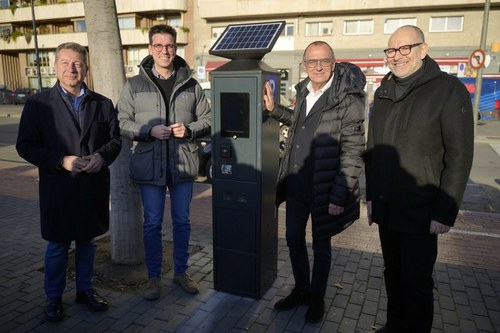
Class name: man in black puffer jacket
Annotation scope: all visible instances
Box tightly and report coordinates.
[263,41,366,323]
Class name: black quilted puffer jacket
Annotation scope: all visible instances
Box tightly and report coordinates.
[269,62,366,239]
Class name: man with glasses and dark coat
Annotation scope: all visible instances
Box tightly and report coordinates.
[263,41,366,323]
[364,25,474,333]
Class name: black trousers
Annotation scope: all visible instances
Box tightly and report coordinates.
[378,222,438,333]
[285,194,332,298]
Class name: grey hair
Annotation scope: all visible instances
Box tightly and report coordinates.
[303,41,335,60]
[55,42,88,66]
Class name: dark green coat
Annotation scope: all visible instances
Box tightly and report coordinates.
[365,56,474,233]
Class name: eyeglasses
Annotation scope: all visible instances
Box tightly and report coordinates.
[303,58,335,68]
[151,44,177,52]
[383,42,423,58]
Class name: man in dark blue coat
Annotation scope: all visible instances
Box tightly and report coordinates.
[365,26,474,333]
[263,41,366,323]
[16,42,121,322]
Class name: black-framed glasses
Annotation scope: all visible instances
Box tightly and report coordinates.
[383,42,423,58]
[151,43,177,52]
[303,58,335,68]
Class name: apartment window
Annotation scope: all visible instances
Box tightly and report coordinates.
[211,26,225,40]
[344,20,373,35]
[384,18,417,34]
[429,16,463,32]
[118,17,136,30]
[168,17,181,28]
[0,0,9,8]
[305,21,333,36]
[0,25,11,33]
[176,45,185,58]
[281,23,294,36]
[28,51,51,67]
[74,20,86,32]
[126,48,142,67]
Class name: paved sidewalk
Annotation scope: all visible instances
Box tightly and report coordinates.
[0,107,499,332]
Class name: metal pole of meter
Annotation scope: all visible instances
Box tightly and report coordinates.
[472,0,490,136]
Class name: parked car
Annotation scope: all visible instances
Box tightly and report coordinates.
[0,85,13,104]
[196,135,212,183]
[11,88,31,105]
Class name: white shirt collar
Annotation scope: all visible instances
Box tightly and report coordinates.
[306,73,334,96]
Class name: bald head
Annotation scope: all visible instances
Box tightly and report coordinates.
[385,25,428,79]
[389,25,425,46]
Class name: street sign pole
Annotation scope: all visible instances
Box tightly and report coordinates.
[472,0,491,136]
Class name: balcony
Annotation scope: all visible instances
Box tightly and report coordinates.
[0,0,188,24]
[0,32,88,51]
[0,28,188,51]
[0,2,83,23]
[120,27,188,46]
[198,0,494,20]
[116,0,187,14]
[0,0,190,51]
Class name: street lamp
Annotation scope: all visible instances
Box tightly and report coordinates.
[31,0,42,91]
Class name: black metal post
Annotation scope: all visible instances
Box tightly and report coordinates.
[31,0,42,91]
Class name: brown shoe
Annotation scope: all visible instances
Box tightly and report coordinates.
[143,277,161,300]
[173,272,199,294]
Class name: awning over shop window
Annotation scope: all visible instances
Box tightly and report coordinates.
[205,61,229,72]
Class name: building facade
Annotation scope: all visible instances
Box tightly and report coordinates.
[194,0,500,99]
[0,0,499,100]
[0,0,193,91]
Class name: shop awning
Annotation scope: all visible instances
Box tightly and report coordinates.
[205,60,229,71]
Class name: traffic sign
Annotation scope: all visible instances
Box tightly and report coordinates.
[197,66,205,79]
[457,62,466,77]
[469,49,486,70]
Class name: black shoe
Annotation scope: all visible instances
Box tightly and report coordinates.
[44,297,64,322]
[274,288,310,311]
[373,326,390,333]
[75,289,108,312]
[305,295,324,323]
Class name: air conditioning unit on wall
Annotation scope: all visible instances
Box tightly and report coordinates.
[125,65,135,74]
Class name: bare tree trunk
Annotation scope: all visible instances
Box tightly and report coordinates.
[83,0,144,264]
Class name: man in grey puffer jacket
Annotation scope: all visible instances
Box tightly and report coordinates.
[117,25,211,300]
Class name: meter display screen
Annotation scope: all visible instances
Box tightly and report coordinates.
[220,92,250,138]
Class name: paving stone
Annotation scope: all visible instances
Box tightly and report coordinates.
[1,151,500,332]
[474,314,495,332]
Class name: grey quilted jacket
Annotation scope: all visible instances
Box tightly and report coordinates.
[117,55,211,185]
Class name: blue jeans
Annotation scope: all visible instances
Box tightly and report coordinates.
[44,240,96,298]
[140,181,193,278]
[285,195,332,298]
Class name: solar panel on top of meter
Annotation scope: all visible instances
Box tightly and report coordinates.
[209,21,285,60]
[214,23,281,51]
